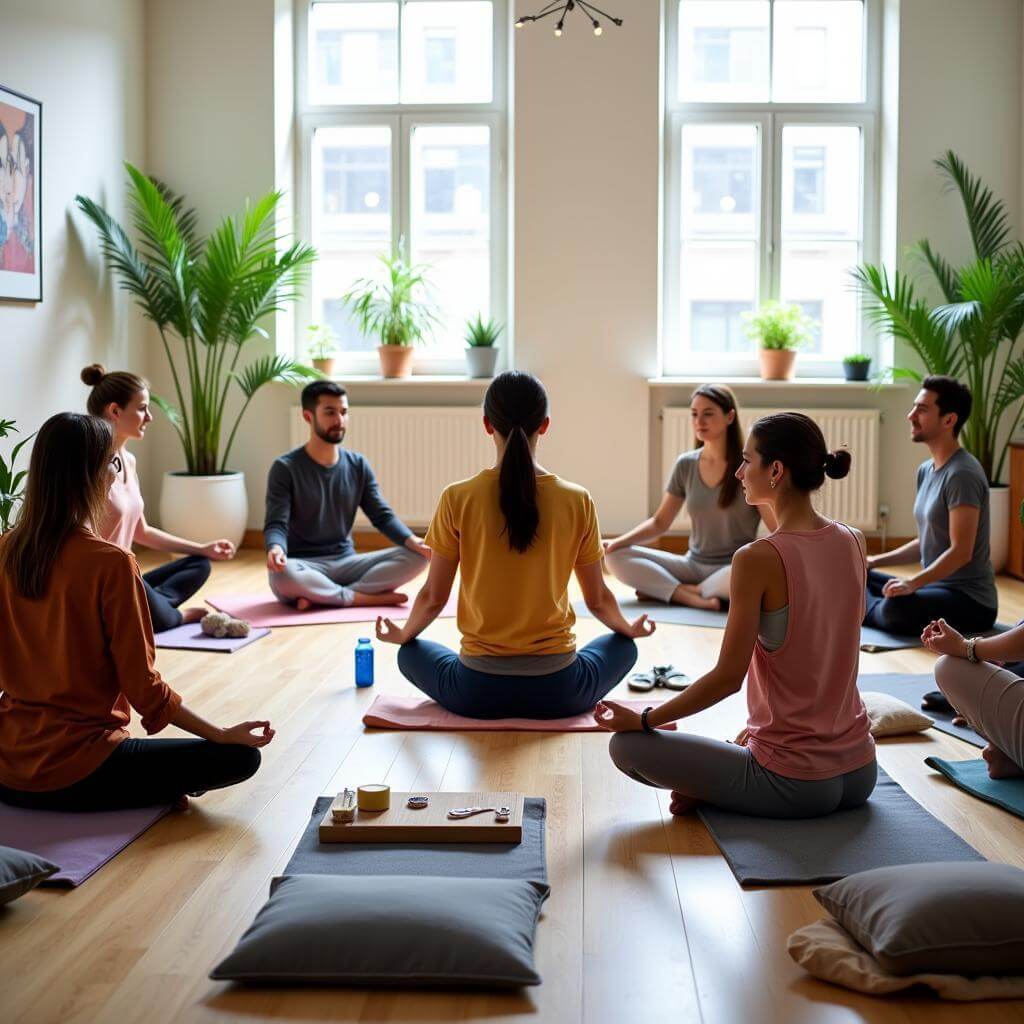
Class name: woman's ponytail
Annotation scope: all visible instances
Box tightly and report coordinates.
[484,372,549,554]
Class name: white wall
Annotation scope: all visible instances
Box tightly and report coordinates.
[0,0,145,451]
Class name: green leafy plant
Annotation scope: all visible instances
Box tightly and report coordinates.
[742,300,815,351]
[306,324,337,360]
[852,151,1024,484]
[842,353,872,365]
[342,247,438,348]
[465,314,503,348]
[76,163,319,475]
[0,418,33,533]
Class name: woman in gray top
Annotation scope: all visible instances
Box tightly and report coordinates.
[604,385,773,610]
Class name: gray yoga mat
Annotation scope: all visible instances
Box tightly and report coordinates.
[284,796,548,884]
[697,768,984,887]
[858,673,985,748]
[574,599,728,629]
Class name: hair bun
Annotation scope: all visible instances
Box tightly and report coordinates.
[824,448,852,480]
[80,363,106,387]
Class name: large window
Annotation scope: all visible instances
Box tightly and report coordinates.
[297,0,508,373]
[665,0,878,375]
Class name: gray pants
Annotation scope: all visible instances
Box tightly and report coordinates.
[609,731,878,819]
[936,655,1024,769]
[268,546,426,607]
[605,545,731,602]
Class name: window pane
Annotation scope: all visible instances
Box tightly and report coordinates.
[410,125,491,356]
[772,1,864,102]
[679,1,769,102]
[780,241,859,356]
[402,2,493,104]
[311,125,392,353]
[309,2,399,105]
[782,125,861,238]
[681,242,758,353]
[682,123,760,238]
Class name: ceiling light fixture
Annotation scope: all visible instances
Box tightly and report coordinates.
[515,0,623,38]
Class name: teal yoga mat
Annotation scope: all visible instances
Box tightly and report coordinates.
[925,756,1024,819]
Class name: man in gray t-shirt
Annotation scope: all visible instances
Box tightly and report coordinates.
[264,381,428,609]
[864,376,997,636]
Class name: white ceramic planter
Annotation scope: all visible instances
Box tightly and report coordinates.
[991,484,1009,573]
[465,346,499,378]
[159,471,248,550]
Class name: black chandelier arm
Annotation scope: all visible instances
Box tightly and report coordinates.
[526,5,568,23]
[572,0,623,25]
[530,0,566,16]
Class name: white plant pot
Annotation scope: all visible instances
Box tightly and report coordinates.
[465,346,499,378]
[159,471,248,550]
[990,484,1009,574]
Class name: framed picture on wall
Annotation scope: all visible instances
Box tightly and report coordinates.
[0,85,42,302]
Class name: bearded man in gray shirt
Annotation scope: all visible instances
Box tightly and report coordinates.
[264,381,429,609]
[864,375,997,637]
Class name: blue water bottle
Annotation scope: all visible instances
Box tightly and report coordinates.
[355,637,375,688]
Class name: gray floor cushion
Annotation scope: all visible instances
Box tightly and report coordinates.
[814,862,1024,976]
[210,873,549,987]
[0,844,58,904]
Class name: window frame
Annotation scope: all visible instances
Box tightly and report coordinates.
[295,0,509,376]
[662,0,881,378]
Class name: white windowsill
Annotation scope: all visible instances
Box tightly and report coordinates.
[649,376,908,391]
[330,375,492,387]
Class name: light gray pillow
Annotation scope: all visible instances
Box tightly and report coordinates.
[211,874,549,987]
[0,844,58,905]
[815,862,1024,976]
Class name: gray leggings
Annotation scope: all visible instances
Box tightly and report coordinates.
[609,731,878,818]
[268,546,426,607]
[604,546,732,602]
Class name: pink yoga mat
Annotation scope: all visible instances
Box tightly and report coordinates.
[206,593,457,628]
[363,695,679,732]
[153,622,271,652]
[0,801,172,887]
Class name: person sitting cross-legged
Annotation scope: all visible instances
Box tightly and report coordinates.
[265,381,429,609]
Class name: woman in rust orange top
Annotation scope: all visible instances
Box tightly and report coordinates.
[0,413,273,812]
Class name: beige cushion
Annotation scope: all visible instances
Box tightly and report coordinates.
[789,918,1024,1000]
[861,691,933,737]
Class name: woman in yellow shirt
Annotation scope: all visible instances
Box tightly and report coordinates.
[376,371,655,719]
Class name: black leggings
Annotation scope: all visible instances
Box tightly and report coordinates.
[142,555,211,632]
[0,738,260,812]
[864,569,997,637]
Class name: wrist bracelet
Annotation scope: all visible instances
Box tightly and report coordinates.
[641,707,655,734]
[966,637,979,664]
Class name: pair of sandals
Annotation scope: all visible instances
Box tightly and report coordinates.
[628,664,690,693]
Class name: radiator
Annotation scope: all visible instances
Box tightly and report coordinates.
[290,406,493,526]
[661,408,880,530]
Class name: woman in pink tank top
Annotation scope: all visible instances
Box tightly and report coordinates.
[595,413,876,819]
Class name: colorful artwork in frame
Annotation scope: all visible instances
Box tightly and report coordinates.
[0,85,42,302]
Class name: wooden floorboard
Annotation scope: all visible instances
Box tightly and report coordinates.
[3,550,1024,1023]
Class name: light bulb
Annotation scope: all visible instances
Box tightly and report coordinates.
[554,21,563,36]
[593,23,602,36]
[515,18,524,28]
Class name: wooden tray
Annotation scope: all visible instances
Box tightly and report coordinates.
[318,792,524,844]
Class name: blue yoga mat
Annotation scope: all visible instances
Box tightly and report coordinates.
[925,756,1024,819]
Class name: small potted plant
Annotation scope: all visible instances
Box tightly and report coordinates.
[464,315,503,378]
[743,301,815,381]
[342,247,438,378]
[0,417,33,534]
[306,324,338,376]
[842,353,872,382]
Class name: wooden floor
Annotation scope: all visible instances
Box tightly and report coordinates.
[5,551,1024,1024]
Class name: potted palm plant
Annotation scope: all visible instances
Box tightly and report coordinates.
[743,301,814,380]
[306,324,338,376]
[852,151,1024,571]
[842,353,872,381]
[77,164,319,548]
[0,418,32,534]
[464,315,503,377]
[342,248,437,378]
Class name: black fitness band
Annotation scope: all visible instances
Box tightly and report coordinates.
[641,707,655,734]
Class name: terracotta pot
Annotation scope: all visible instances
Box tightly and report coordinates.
[312,357,335,376]
[758,347,797,381]
[378,345,414,378]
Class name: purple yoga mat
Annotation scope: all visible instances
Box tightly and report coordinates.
[153,622,271,653]
[0,801,172,887]
[207,592,457,628]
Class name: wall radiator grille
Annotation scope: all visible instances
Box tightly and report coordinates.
[290,406,493,527]
[661,407,881,530]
